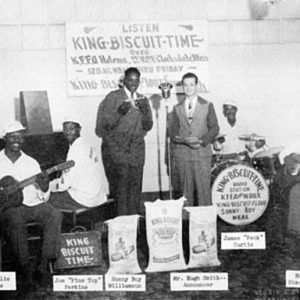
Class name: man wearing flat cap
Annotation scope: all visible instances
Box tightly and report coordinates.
[0,121,62,289]
[49,113,109,209]
[96,67,153,216]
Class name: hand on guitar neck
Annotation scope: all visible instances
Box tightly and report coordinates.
[35,172,50,192]
[0,160,75,213]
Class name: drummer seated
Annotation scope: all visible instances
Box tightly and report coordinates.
[213,134,249,162]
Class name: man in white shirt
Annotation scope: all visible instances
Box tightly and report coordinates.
[214,101,267,159]
[0,121,62,288]
[214,101,248,154]
[49,116,109,209]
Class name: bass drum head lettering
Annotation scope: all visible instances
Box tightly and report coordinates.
[212,164,269,226]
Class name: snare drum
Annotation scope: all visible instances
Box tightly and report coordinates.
[211,159,240,184]
[211,152,250,184]
[252,147,283,179]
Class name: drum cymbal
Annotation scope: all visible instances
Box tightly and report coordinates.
[239,134,265,141]
[254,147,284,158]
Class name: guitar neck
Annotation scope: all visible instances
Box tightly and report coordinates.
[17,162,74,190]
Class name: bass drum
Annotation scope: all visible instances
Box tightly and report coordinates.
[212,164,269,226]
[211,159,240,184]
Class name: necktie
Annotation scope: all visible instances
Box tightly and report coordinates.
[131,92,136,108]
[188,99,193,123]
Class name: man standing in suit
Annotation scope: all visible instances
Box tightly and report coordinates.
[95,67,153,215]
[170,73,219,206]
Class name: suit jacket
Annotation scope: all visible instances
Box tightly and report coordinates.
[170,96,219,161]
[95,88,153,166]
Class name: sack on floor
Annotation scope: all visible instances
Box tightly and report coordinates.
[106,214,141,274]
[145,198,187,272]
[184,205,221,268]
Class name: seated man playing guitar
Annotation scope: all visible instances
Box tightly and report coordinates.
[0,121,62,290]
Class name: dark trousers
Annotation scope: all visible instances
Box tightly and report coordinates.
[0,202,62,268]
[175,158,212,206]
[110,163,144,216]
[102,152,118,198]
[49,191,88,210]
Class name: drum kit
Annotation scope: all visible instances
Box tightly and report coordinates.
[212,133,283,184]
[211,134,283,225]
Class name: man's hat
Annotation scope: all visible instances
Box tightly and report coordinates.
[223,100,238,108]
[63,111,81,126]
[3,121,25,136]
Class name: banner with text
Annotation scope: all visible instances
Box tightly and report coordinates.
[66,21,209,96]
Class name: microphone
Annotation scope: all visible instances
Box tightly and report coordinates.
[158,82,173,99]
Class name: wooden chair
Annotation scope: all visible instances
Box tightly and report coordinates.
[59,199,115,232]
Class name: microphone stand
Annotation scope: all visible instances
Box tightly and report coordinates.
[159,82,173,200]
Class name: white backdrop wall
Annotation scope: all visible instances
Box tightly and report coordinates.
[0,0,300,192]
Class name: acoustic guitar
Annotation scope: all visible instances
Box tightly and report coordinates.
[0,160,75,213]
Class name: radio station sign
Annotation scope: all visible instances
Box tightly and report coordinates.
[65,21,209,96]
[54,231,102,270]
[212,165,269,225]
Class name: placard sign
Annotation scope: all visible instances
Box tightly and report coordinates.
[54,231,102,270]
[65,21,209,96]
[212,165,269,225]
[170,272,228,291]
[0,272,16,290]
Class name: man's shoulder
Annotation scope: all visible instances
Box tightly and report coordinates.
[70,137,93,157]
[0,150,6,161]
[21,151,39,163]
[174,99,185,108]
[197,96,210,105]
[106,88,124,98]
[74,137,90,151]
[18,151,41,169]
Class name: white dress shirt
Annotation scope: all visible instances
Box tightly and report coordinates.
[218,117,248,154]
[185,96,198,121]
[51,137,109,207]
[124,86,138,108]
[0,150,49,206]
